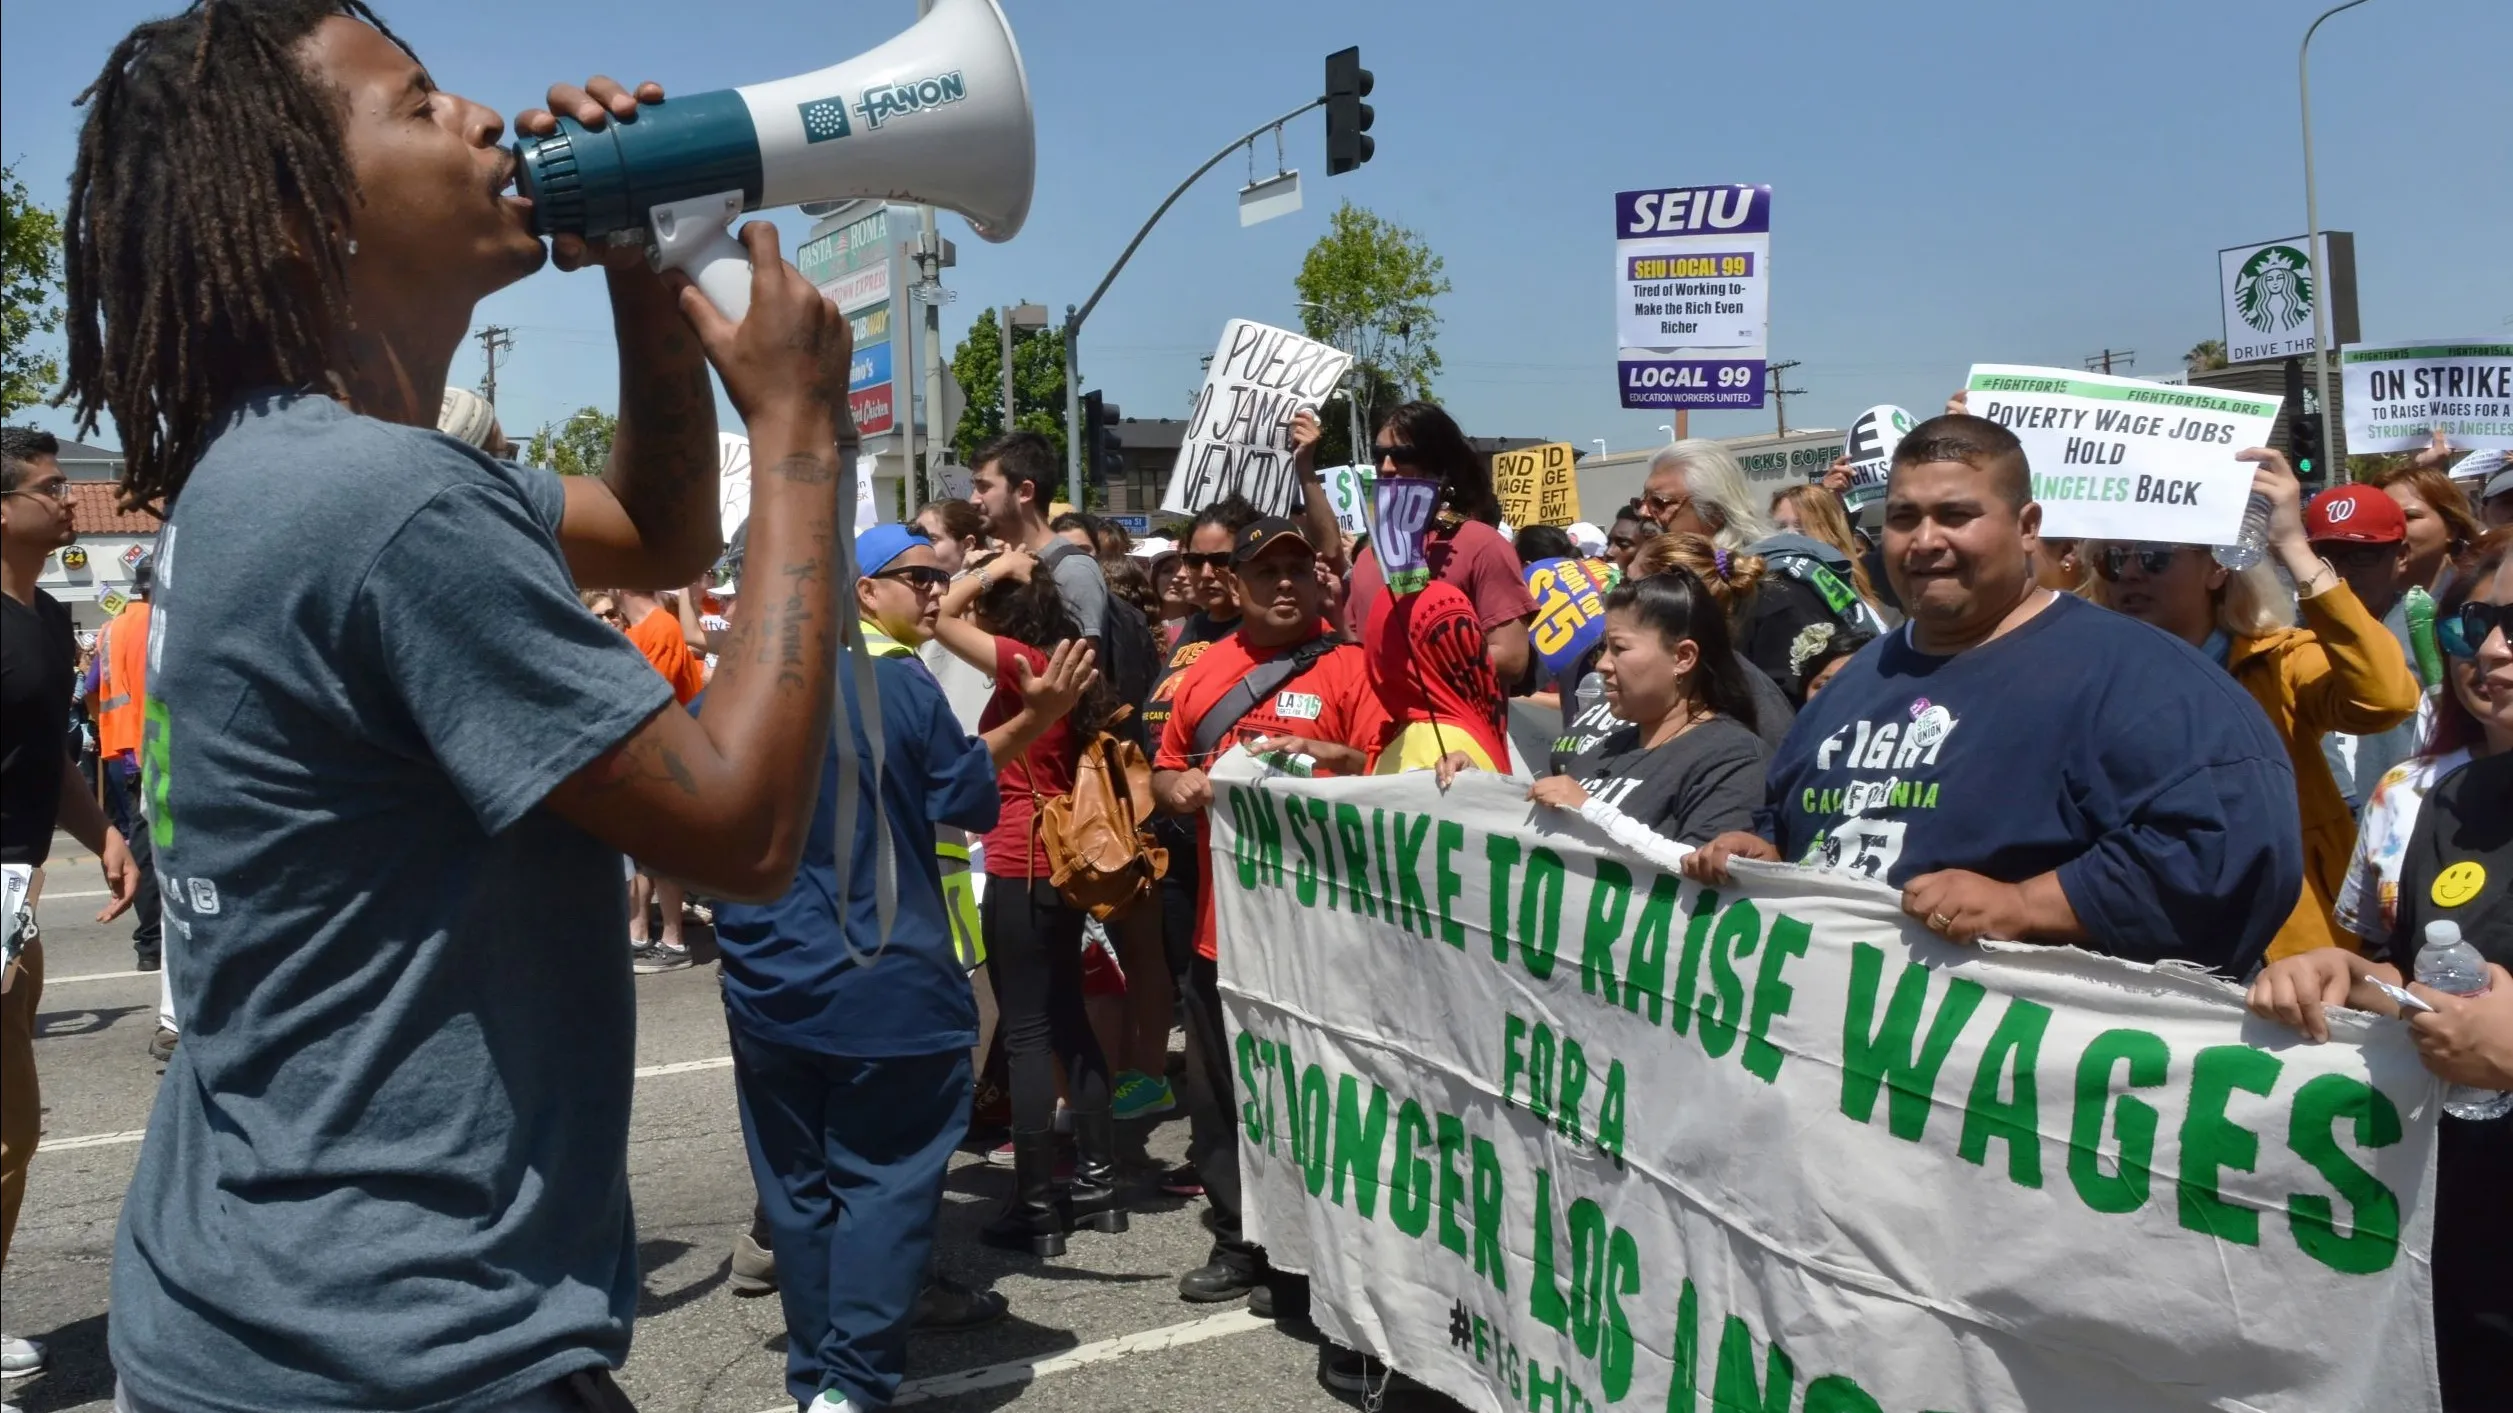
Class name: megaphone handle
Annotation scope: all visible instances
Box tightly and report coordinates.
[649,191,753,324]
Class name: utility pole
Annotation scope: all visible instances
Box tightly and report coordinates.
[2083,348,2136,375]
[1765,360,1805,437]
[473,326,514,408]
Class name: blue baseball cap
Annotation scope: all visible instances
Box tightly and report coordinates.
[855,523,932,577]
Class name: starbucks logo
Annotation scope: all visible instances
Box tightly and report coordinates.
[2235,245,2314,335]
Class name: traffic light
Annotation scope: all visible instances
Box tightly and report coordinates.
[1325,47,1374,176]
[1082,391,1122,485]
[2290,412,2326,485]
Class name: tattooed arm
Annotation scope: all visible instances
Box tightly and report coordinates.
[545,224,854,902]
[556,264,725,590]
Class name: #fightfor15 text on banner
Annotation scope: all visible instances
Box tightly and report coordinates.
[2341,340,2513,454]
[1495,443,1583,529]
[1966,364,2281,545]
[1161,320,1354,519]
[1207,760,2441,1413]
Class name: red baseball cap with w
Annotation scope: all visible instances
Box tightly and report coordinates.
[2304,484,2406,545]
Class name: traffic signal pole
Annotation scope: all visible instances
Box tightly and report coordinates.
[1061,96,1330,508]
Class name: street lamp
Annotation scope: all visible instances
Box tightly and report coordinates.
[2300,0,2374,461]
[1590,439,1609,461]
[1656,425,1674,441]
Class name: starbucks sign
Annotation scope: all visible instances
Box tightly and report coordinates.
[2217,232,2359,365]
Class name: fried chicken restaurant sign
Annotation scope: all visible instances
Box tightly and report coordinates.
[1207,759,2442,1413]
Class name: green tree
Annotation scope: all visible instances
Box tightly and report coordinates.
[948,306,1067,464]
[1,165,66,416]
[2185,339,2229,374]
[524,406,617,476]
[1293,200,1451,462]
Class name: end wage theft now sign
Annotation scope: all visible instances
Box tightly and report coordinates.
[1614,184,1769,411]
[1967,364,2280,544]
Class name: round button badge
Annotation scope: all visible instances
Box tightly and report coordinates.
[2431,861,2487,909]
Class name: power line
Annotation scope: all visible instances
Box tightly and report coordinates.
[1765,359,1806,436]
[473,326,515,408]
[2083,348,2135,375]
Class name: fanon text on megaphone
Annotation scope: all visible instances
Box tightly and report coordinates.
[513,0,1034,320]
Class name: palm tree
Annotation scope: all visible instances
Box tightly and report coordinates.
[2185,340,2229,374]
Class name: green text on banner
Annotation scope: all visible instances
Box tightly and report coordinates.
[1965,364,2281,544]
[1208,758,2440,1413]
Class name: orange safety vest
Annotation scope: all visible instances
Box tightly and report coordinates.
[98,600,151,761]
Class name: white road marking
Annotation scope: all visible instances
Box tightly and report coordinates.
[854,1310,1273,1409]
[39,1056,735,1151]
[46,967,151,985]
[38,887,112,899]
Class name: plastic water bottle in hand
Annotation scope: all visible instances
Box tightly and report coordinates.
[2414,920,2513,1121]
[1574,672,1605,722]
[2212,491,2274,571]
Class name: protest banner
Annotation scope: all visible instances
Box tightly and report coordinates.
[1524,557,1612,684]
[1615,185,1769,411]
[1209,759,2441,1413]
[1161,320,1354,518]
[2340,340,2513,454]
[1839,405,1914,511]
[1318,463,1375,538]
[1966,364,2281,543]
[1375,476,1440,594]
[1495,444,1583,529]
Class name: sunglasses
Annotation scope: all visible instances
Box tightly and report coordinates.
[1642,489,1691,517]
[2095,545,2183,581]
[2439,600,2511,659]
[1373,442,1422,468]
[876,565,951,588]
[1181,551,1233,570]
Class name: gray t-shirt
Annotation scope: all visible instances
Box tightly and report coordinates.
[112,394,671,1411]
[1042,540,1108,640]
[1528,654,1793,774]
[1566,715,1768,845]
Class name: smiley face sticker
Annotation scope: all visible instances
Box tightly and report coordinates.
[2431,861,2487,909]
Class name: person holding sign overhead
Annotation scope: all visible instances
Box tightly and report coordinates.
[1339,403,1540,687]
[1688,415,2301,974]
[2083,447,2419,962]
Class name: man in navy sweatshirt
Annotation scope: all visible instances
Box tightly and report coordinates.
[1690,415,2302,976]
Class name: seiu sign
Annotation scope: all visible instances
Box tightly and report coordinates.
[1614,184,1771,237]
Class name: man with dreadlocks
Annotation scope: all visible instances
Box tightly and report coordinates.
[60,4,860,1409]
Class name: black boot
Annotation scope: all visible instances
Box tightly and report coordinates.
[1065,1106,1130,1235]
[980,1130,1068,1257]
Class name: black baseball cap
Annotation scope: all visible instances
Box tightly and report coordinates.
[1232,516,1315,565]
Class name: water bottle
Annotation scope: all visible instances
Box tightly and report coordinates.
[1574,672,1605,724]
[2403,586,2443,689]
[2413,920,2513,1121]
[2212,491,2274,570]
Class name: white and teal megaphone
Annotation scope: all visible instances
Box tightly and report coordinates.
[513,0,1034,319]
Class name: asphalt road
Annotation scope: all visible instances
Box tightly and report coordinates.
[1,839,1459,1413]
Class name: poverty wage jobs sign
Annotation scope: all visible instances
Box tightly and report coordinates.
[1494,443,1583,529]
[1614,185,1769,411]
[2341,340,2513,453]
[1161,320,1353,519]
[1967,364,2281,544]
[1207,760,2443,1413]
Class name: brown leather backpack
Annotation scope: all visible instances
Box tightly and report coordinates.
[1038,708,1170,920]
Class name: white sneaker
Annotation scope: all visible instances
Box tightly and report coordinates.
[805,1394,858,1413]
[0,1331,42,1378]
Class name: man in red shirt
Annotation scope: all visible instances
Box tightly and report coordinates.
[1153,517,1385,1309]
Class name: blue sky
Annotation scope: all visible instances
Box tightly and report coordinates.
[5,0,2507,455]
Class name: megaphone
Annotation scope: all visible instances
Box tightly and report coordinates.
[514,0,1034,320]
